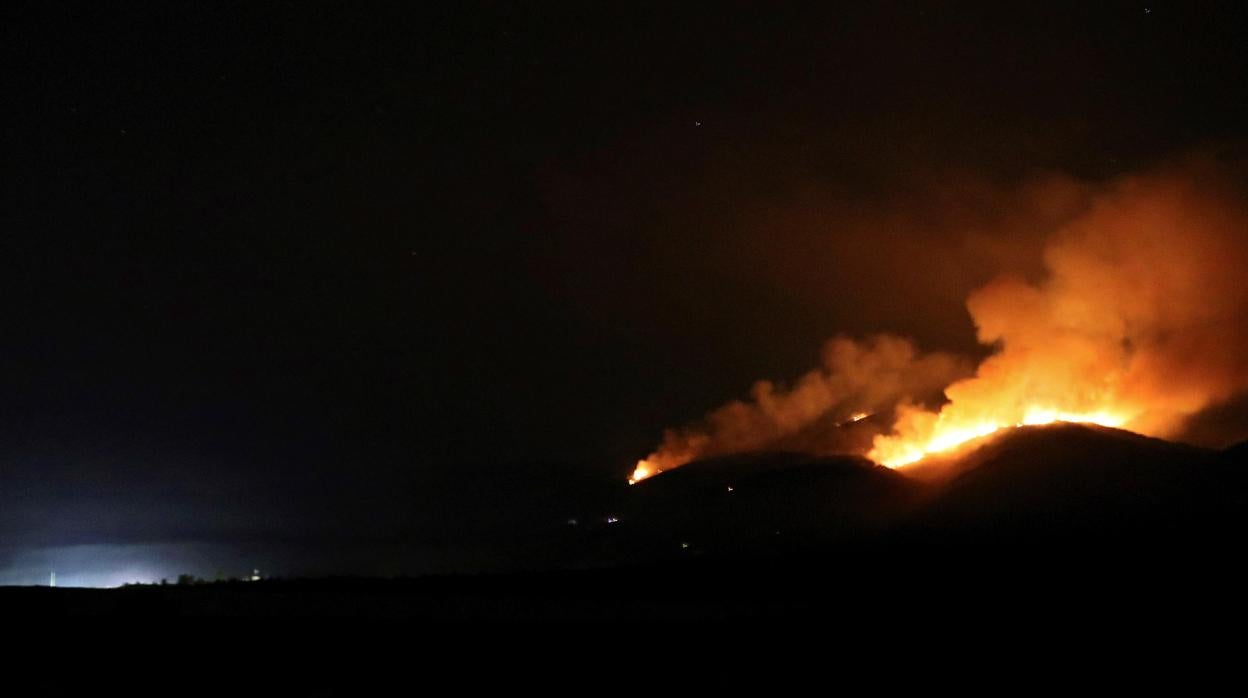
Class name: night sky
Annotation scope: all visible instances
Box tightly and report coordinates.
[5,1,1248,582]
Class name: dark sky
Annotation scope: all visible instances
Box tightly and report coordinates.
[5,1,1248,579]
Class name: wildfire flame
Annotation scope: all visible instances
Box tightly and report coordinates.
[867,407,1129,468]
[628,164,1248,483]
[629,460,657,485]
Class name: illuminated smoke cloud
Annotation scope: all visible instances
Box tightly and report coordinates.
[637,158,1248,478]
[872,161,1248,465]
[631,334,969,482]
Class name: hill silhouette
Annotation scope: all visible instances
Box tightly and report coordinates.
[609,452,925,559]
[8,423,1246,618]
[910,424,1231,541]
[615,423,1248,560]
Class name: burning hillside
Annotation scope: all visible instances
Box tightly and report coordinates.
[632,161,1248,481]
[607,423,1248,567]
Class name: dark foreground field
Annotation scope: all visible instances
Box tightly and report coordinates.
[5,541,1246,620]
[8,424,1248,620]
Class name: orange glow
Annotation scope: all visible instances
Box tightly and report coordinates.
[868,407,1129,467]
[629,165,1248,483]
[628,460,658,485]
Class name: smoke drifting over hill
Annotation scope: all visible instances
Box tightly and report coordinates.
[632,335,969,479]
[636,158,1248,478]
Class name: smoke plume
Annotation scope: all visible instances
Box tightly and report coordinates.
[637,158,1248,478]
[633,335,968,479]
[872,161,1248,465]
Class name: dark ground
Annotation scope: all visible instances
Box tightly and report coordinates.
[7,424,1246,620]
[5,542,1244,621]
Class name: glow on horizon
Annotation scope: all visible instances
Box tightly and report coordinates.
[0,543,248,588]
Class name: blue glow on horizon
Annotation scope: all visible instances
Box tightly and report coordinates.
[0,543,253,588]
